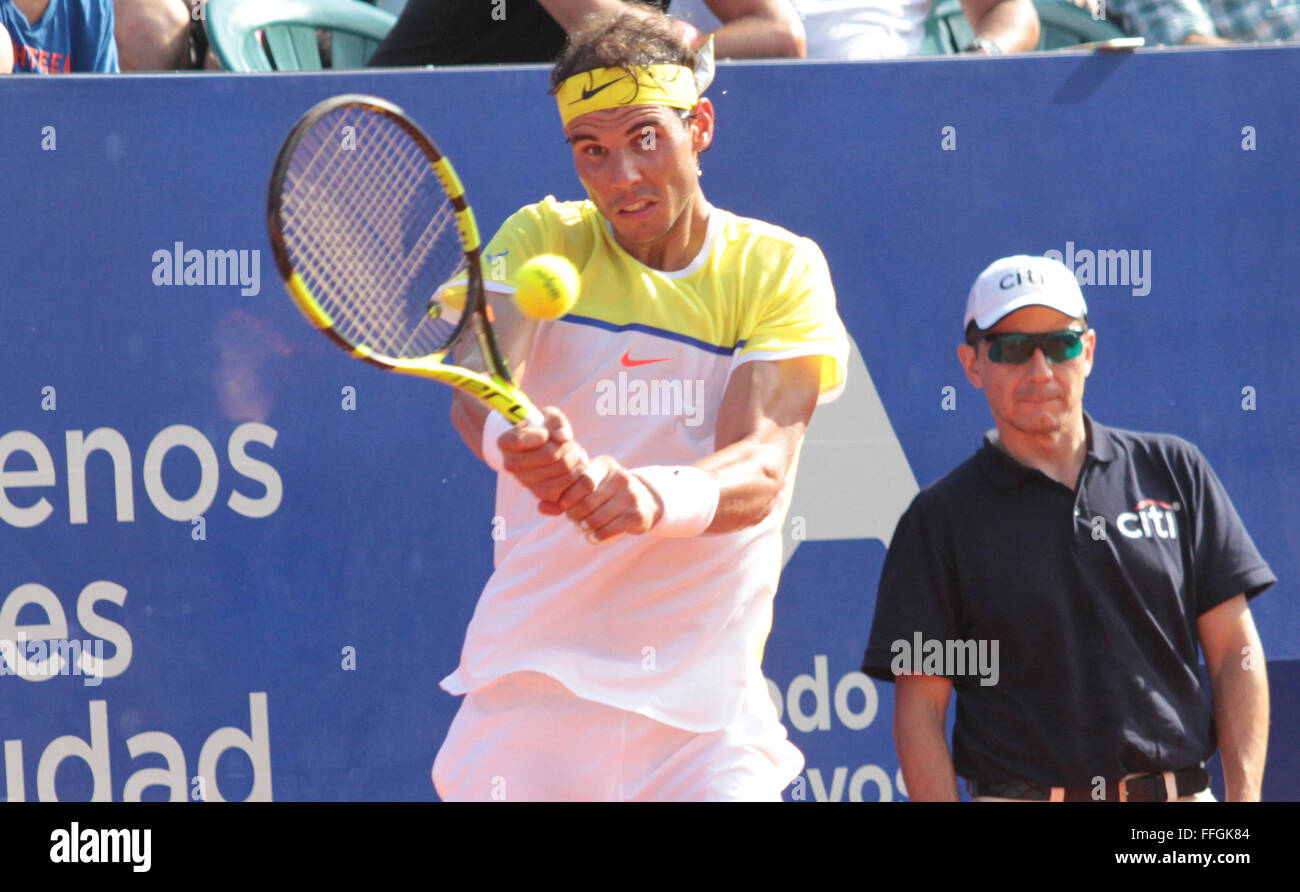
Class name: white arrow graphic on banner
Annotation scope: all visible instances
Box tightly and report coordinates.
[782,336,919,565]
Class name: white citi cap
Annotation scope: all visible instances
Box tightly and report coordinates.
[965,255,1088,331]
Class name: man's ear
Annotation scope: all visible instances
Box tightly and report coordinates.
[1079,329,1096,379]
[691,98,715,153]
[958,343,984,389]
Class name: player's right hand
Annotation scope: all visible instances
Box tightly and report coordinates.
[553,455,662,543]
[498,407,592,505]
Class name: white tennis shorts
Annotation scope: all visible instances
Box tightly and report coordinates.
[432,671,804,802]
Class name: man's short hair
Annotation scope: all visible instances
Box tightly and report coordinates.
[549,7,696,94]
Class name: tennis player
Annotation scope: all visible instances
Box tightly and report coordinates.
[433,9,849,801]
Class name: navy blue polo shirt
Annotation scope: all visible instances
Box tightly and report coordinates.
[863,415,1275,787]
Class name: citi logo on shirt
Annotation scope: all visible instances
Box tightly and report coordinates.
[1115,498,1180,540]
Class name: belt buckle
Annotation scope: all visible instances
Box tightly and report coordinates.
[1162,770,1177,802]
[1118,771,1177,802]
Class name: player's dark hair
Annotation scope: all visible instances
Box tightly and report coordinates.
[549,6,696,95]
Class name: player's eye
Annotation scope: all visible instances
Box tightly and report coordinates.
[581,144,607,158]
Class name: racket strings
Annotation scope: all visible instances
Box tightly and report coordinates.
[280,105,467,359]
[294,114,457,354]
[303,119,443,356]
[289,115,456,356]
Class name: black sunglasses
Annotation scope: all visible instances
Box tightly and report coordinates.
[976,329,1087,364]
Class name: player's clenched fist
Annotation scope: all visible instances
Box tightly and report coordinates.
[551,456,665,543]
[497,407,591,505]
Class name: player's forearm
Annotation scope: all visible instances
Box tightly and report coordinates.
[1210,659,1269,801]
[964,0,1039,52]
[894,699,960,801]
[696,355,819,533]
[695,427,801,533]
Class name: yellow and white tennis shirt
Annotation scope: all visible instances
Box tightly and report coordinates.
[440,196,849,732]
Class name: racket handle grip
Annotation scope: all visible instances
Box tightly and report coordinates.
[482,405,545,471]
[482,410,515,471]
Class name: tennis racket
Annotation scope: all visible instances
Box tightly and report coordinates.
[267,93,541,425]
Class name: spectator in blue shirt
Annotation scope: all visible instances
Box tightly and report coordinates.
[0,0,119,72]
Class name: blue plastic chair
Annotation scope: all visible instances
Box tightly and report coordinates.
[205,0,397,72]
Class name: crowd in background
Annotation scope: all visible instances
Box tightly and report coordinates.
[1,0,1297,74]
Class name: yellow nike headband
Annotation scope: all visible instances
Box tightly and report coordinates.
[556,64,699,127]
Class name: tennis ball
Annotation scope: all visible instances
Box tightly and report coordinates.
[513,255,579,320]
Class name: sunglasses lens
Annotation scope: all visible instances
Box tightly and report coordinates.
[1043,332,1083,362]
[986,331,1083,364]
[988,335,1033,364]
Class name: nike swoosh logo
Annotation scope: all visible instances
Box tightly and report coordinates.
[621,351,671,368]
[577,77,625,102]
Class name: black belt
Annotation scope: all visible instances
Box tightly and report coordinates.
[969,767,1210,802]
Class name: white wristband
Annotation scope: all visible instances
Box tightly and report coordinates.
[480,411,515,472]
[631,465,720,537]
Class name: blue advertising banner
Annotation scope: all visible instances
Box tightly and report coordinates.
[0,45,1296,801]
